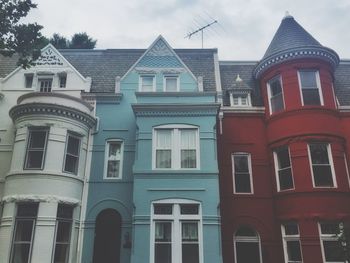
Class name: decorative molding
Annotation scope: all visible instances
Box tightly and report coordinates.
[134,67,186,74]
[1,194,80,205]
[135,91,216,97]
[9,103,96,128]
[254,46,340,78]
[147,188,206,191]
[147,39,173,56]
[221,106,265,114]
[35,47,64,66]
[81,92,123,104]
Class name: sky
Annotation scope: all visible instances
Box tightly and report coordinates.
[24,0,350,61]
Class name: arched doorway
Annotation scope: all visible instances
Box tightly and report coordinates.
[234,226,262,263]
[93,209,122,263]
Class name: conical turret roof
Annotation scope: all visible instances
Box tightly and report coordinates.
[254,14,339,78]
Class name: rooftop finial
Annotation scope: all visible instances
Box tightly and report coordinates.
[284,11,292,19]
[235,74,243,82]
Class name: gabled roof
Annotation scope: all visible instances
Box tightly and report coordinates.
[254,15,339,78]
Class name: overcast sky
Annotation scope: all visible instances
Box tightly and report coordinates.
[25,0,350,61]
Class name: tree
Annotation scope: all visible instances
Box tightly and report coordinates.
[49,33,68,49]
[69,32,96,49]
[0,0,44,68]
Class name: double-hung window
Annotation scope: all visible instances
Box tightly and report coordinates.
[164,76,178,92]
[274,146,294,191]
[298,70,323,106]
[234,226,262,263]
[25,74,34,89]
[10,203,39,263]
[63,133,81,175]
[308,143,336,187]
[151,201,202,263]
[154,126,199,169]
[140,76,155,92]
[267,76,284,114]
[104,140,123,179]
[319,222,344,262]
[59,74,67,88]
[281,222,303,263]
[53,205,73,263]
[24,128,49,169]
[232,153,253,194]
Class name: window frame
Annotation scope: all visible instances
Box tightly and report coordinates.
[150,199,203,263]
[281,222,303,263]
[318,222,344,263]
[24,127,49,170]
[298,70,324,106]
[307,143,337,188]
[139,75,156,92]
[25,73,34,89]
[103,139,124,180]
[10,203,39,263]
[229,93,251,107]
[62,132,81,175]
[234,226,263,263]
[152,125,200,170]
[232,152,254,194]
[59,74,67,88]
[274,146,295,192]
[267,75,285,114]
[163,75,179,92]
[38,77,53,92]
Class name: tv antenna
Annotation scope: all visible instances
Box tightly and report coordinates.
[185,19,218,48]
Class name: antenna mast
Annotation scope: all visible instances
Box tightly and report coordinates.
[185,20,218,48]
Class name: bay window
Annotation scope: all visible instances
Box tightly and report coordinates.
[63,133,81,175]
[267,76,284,114]
[154,126,199,169]
[24,128,49,170]
[298,70,323,106]
[274,146,294,191]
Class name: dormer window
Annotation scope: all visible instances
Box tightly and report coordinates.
[140,75,155,92]
[230,94,250,107]
[25,74,33,88]
[298,70,323,106]
[267,76,284,114]
[164,76,178,92]
[228,75,252,107]
[38,78,53,92]
[59,73,67,88]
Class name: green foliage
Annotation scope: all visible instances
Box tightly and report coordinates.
[0,0,44,68]
[69,32,97,49]
[49,33,69,49]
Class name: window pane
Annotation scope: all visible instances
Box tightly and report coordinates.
[154,204,173,215]
[180,204,199,215]
[320,223,339,235]
[302,89,321,105]
[29,131,47,148]
[165,77,177,91]
[286,240,302,261]
[54,244,69,263]
[56,221,71,242]
[107,160,120,178]
[182,223,198,241]
[236,227,257,237]
[156,150,171,168]
[310,144,329,164]
[155,222,171,241]
[64,155,78,174]
[182,244,199,263]
[108,143,121,160]
[59,75,67,88]
[271,93,284,113]
[313,165,333,186]
[284,223,299,235]
[57,205,73,220]
[14,220,34,242]
[236,242,261,263]
[323,240,343,261]
[17,203,39,217]
[142,76,154,91]
[39,79,52,92]
[234,155,249,173]
[300,71,317,88]
[157,130,172,148]
[279,168,294,190]
[269,77,284,113]
[277,147,290,168]
[26,151,44,169]
[25,75,33,88]
[235,172,251,193]
[155,244,171,263]
[181,130,196,148]
[12,244,30,263]
[67,136,80,156]
[181,150,196,168]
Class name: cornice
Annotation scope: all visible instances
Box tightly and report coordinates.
[254,46,340,79]
[81,92,123,104]
[135,91,217,97]
[221,106,265,114]
[132,103,220,117]
[9,102,96,128]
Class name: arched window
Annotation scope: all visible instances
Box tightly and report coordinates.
[234,226,262,263]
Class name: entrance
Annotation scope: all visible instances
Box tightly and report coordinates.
[93,209,122,263]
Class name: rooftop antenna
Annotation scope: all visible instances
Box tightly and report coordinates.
[185,19,218,48]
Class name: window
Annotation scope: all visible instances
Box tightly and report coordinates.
[164,76,178,92]
[267,76,284,114]
[281,222,302,263]
[25,74,33,89]
[319,222,344,262]
[63,133,81,175]
[154,126,199,169]
[53,204,73,263]
[24,128,49,169]
[151,200,202,263]
[39,78,53,92]
[274,146,294,191]
[10,203,39,263]
[230,94,251,107]
[234,226,262,263]
[104,140,123,179]
[232,153,253,194]
[140,76,155,92]
[308,143,336,187]
[59,74,67,88]
[298,70,323,106]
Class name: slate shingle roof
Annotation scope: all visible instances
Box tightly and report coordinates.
[0,48,217,93]
[334,61,350,106]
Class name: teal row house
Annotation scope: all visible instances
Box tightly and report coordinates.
[79,36,223,263]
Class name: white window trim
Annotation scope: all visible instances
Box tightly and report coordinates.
[232,152,254,194]
[307,143,337,188]
[273,147,295,192]
[343,153,350,189]
[267,75,285,115]
[103,139,124,180]
[24,128,49,170]
[318,222,343,263]
[62,132,81,175]
[233,227,263,263]
[229,93,252,107]
[281,223,303,263]
[139,75,156,92]
[152,124,200,170]
[150,199,203,263]
[297,70,324,106]
[163,75,179,92]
